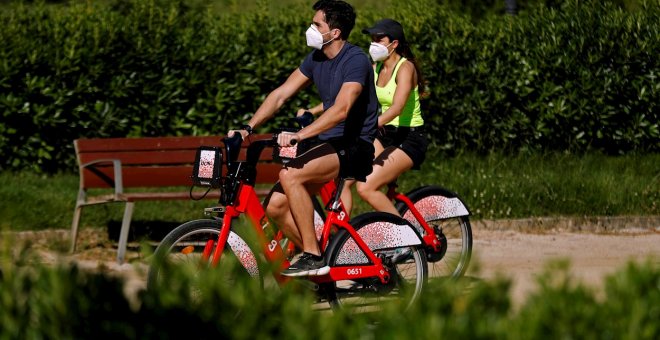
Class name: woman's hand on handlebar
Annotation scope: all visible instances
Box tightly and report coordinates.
[296,108,309,117]
[277,131,300,147]
[227,129,250,140]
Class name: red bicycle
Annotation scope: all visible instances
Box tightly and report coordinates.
[148,133,428,311]
[291,112,473,281]
[309,179,472,281]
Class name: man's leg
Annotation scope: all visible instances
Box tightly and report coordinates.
[265,181,327,252]
[279,143,339,256]
[264,185,303,249]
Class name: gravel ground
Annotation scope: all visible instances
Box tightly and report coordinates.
[6,215,660,306]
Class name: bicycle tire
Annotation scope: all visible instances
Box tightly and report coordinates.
[325,212,427,312]
[395,185,473,280]
[147,219,262,292]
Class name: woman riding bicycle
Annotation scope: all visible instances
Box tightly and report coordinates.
[299,19,427,215]
[355,18,429,216]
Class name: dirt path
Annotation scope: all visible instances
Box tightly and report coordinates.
[470,226,660,305]
[7,216,660,305]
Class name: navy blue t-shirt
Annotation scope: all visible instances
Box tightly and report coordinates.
[299,43,378,143]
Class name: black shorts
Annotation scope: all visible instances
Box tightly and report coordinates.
[377,125,428,170]
[327,138,375,182]
[300,137,375,182]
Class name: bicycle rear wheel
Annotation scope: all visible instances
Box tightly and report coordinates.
[325,212,427,312]
[147,219,262,292]
[396,186,472,280]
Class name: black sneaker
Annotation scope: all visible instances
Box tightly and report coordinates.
[281,252,330,277]
[380,247,413,264]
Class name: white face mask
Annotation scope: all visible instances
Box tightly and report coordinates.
[306,24,335,50]
[369,42,393,62]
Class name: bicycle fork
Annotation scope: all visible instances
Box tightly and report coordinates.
[385,183,443,253]
[392,192,444,253]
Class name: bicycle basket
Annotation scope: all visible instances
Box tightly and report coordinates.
[191,146,223,188]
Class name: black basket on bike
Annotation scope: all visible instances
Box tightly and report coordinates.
[191,146,223,188]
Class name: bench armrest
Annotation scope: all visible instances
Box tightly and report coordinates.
[80,158,124,196]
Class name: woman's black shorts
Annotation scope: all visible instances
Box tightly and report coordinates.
[377,125,429,170]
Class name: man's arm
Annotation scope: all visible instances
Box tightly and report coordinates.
[230,69,311,137]
[247,69,311,129]
[292,82,363,142]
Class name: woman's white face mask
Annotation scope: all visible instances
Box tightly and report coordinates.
[306,24,336,50]
[369,41,394,62]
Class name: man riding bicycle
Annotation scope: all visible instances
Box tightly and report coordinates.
[228,0,378,276]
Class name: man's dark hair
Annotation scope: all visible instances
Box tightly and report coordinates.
[312,0,356,40]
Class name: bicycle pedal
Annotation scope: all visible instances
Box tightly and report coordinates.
[204,207,225,216]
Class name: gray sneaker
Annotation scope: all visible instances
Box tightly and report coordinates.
[282,252,330,277]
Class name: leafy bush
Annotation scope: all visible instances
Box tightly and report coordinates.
[0,0,657,173]
[1,239,658,338]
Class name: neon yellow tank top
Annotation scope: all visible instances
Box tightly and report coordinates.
[374,57,424,127]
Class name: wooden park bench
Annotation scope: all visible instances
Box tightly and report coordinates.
[70,134,281,263]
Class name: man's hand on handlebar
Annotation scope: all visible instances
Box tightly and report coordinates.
[278,131,300,147]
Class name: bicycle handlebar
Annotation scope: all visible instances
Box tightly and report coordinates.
[294,111,314,128]
[223,133,243,166]
[288,111,313,148]
[224,112,313,166]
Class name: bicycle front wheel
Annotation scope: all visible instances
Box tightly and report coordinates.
[147,219,262,292]
[396,186,473,280]
[325,212,427,312]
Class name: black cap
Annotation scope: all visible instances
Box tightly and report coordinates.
[362,18,406,43]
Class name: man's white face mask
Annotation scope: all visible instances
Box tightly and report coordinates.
[306,24,336,50]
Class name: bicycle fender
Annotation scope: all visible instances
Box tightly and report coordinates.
[227,231,260,278]
[326,212,423,265]
[402,185,470,219]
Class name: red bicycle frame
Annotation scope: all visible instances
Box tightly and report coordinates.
[316,179,444,254]
[202,136,392,285]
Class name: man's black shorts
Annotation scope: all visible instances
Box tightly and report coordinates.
[298,137,375,182]
[377,125,428,170]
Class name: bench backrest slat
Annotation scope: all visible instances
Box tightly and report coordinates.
[76,135,279,190]
[75,136,224,152]
[82,164,281,188]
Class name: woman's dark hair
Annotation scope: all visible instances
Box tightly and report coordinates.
[396,42,426,96]
[312,0,356,40]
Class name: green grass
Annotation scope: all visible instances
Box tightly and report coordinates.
[0,152,658,231]
[353,152,660,218]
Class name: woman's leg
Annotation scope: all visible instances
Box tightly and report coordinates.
[341,138,385,214]
[340,179,354,216]
[357,147,413,215]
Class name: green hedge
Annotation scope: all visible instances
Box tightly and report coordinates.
[1,244,658,338]
[0,0,657,173]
